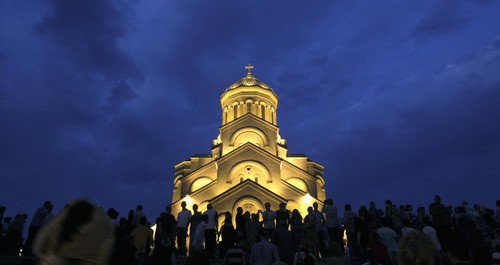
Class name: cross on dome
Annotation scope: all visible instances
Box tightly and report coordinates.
[245,64,254,75]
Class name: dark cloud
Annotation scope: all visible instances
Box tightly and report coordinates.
[411,1,471,37]
[1,1,499,220]
[33,0,143,80]
[103,81,137,113]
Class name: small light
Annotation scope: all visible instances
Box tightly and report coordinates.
[303,193,313,205]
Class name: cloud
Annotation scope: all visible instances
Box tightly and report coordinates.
[33,0,143,80]
[411,1,471,37]
[103,81,137,113]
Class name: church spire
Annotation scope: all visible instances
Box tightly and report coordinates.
[220,65,278,126]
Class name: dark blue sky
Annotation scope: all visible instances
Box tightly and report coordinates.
[1,0,499,220]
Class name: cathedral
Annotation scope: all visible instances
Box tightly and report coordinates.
[171,65,327,221]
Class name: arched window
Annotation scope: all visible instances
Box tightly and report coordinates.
[260,105,265,119]
[247,103,252,114]
[233,106,238,120]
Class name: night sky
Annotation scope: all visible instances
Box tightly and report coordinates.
[1,1,500,221]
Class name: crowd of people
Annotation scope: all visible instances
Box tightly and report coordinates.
[0,196,499,265]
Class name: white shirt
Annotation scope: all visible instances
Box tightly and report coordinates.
[204,209,218,230]
[323,205,340,228]
[177,209,192,228]
[262,210,276,229]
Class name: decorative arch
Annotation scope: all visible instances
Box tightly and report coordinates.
[232,196,264,215]
[227,161,271,184]
[285,177,309,193]
[190,177,213,193]
[316,178,326,201]
[230,127,269,147]
[173,179,182,200]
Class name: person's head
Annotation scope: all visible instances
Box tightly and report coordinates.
[385,200,392,206]
[265,202,271,210]
[325,199,333,206]
[292,209,301,219]
[165,205,172,213]
[181,201,186,209]
[369,201,375,208]
[251,213,259,221]
[119,217,127,226]
[237,207,243,214]
[358,206,368,215]
[128,210,135,219]
[107,208,119,219]
[461,200,468,207]
[0,206,6,214]
[434,195,441,204]
[345,204,351,211]
[406,204,413,211]
[307,206,313,215]
[44,201,53,211]
[397,232,441,265]
[279,202,286,210]
[313,202,319,210]
[136,205,143,211]
[244,211,250,220]
[496,200,500,207]
[207,203,213,210]
[193,204,198,212]
[417,207,425,214]
[224,211,231,223]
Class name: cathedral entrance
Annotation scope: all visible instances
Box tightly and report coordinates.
[233,196,264,215]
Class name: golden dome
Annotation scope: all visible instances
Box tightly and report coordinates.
[225,64,274,92]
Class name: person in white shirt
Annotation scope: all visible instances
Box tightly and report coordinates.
[176,201,192,258]
[203,203,218,258]
[262,202,276,236]
[322,199,344,254]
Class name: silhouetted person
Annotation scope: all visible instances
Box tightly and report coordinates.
[23,200,53,256]
[235,207,246,235]
[219,211,236,259]
[131,216,153,265]
[250,231,280,265]
[262,202,276,236]
[189,204,202,252]
[176,201,191,258]
[272,220,294,265]
[429,195,451,247]
[323,198,343,255]
[203,203,218,258]
[133,205,146,227]
[276,202,290,229]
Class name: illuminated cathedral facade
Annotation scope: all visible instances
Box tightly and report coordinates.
[171,65,326,219]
